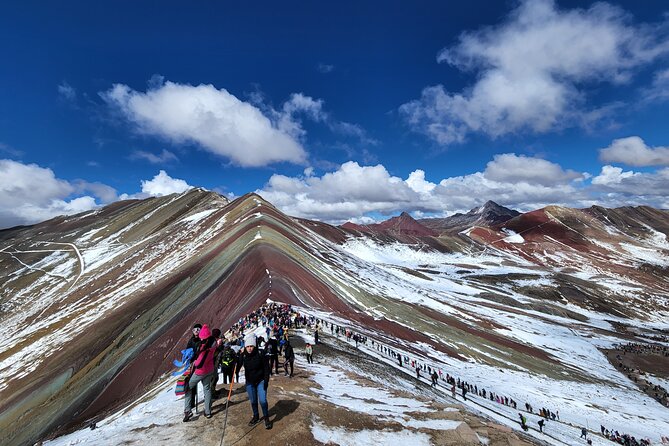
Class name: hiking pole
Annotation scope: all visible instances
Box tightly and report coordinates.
[219,363,238,446]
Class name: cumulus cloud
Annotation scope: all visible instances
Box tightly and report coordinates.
[257,155,594,223]
[484,153,584,185]
[0,160,102,228]
[600,136,669,166]
[140,170,192,197]
[130,149,179,165]
[400,0,669,144]
[591,165,669,208]
[102,81,308,167]
[0,161,196,229]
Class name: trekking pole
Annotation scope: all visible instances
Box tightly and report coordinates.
[219,363,238,446]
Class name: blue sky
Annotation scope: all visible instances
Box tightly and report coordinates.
[1,0,668,228]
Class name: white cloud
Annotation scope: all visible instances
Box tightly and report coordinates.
[57,82,76,101]
[141,170,192,197]
[275,92,377,145]
[484,153,584,185]
[644,69,669,103]
[257,156,593,223]
[0,160,101,228]
[401,0,669,144]
[0,162,194,229]
[102,81,308,167]
[599,136,669,166]
[591,165,669,208]
[130,149,179,165]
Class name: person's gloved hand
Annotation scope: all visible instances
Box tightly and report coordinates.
[263,380,269,391]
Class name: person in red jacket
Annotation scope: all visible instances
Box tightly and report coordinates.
[183,324,217,421]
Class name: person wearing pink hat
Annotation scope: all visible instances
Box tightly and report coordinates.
[183,323,217,421]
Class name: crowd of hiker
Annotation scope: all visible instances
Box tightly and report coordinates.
[174,303,660,444]
[600,424,652,446]
[313,313,655,444]
[612,343,669,407]
[177,302,308,430]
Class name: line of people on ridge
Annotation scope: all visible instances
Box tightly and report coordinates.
[309,313,658,445]
[179,303,312,430]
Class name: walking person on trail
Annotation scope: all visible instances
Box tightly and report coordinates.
[462,385,467,401]
[314,325,319,345]
[241,333,272,429]
[538,418,545,433]
[518,413,528,431]
[220,344,236,385]
[451,383,456,398]
[580,427,588,439]
[183,324,217,422]
[264,335,280,375]
[305,342,313,364]
[283,339,295,377]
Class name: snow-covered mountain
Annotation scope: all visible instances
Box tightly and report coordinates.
[1,190,668,446]
[419,200,521,234]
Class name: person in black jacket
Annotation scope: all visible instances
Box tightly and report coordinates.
[241,334,272,429]
[283,339,295,377]
[186,324,202,353]
[264,335,280,375]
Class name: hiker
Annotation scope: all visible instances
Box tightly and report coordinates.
[580,427,588,439]
[451,383,456,398]
[186,323,202,352]
[538,419,545,433]
[183,324,217,422]
[462,385,467,401]
[211,328,224,397]
[431,371,438,387]
[265,335,280,375]
[518,413,528,431]
[416,366,420,379]
[283,339,295,377]
[241,333,272,429]
[314,326,319,345]
[305,342,314,364]
[220,344,236,385]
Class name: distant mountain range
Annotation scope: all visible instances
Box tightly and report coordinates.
[2,190,668,445]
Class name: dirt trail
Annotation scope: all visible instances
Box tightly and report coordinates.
[129,330,540,446]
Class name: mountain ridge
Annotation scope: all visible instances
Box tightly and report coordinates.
[1,190,669,445]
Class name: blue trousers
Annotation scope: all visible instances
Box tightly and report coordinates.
[246,380,269,419]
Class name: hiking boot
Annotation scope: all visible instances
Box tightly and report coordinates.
[183,411,193,422]
[248,416,259,426]
[264,419,272,430]
[205,413,212,419]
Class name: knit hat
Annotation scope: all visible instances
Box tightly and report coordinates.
[244,333,256,347]
[193,323,202,329]
[212,328,221,338]
[199,324,212,340]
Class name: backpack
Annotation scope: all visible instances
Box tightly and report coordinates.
[220,349,235,367]
[175,368,192,396]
